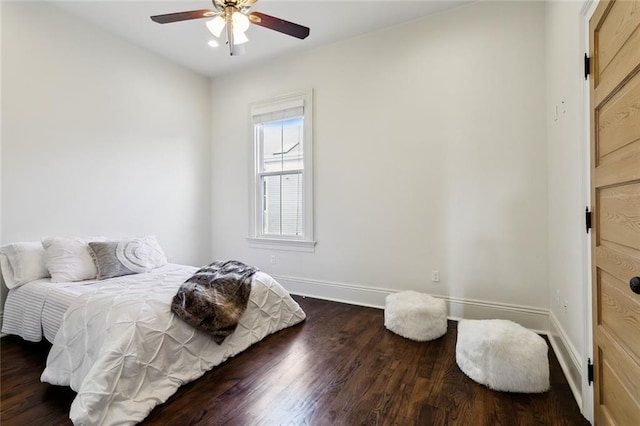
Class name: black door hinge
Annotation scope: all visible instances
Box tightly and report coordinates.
[584,54,591,80]
[585,207,592,233]
[588,358,594,385]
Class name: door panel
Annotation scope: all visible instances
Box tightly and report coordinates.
[599,350,638,426]
[596,245,640,284]
[600,271,640,359]
[598,183,640,249]
[597,0,640,72]
[594,142,640,187]
[590,0,640,424]
[592,1,640,106]
[597,71,640,160]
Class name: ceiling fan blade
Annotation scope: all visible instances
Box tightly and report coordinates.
[150,9,216,24]
[249,12,310,39]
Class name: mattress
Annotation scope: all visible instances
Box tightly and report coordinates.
[1,264,185,343]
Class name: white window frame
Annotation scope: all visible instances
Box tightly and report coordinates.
[247,89,315,252]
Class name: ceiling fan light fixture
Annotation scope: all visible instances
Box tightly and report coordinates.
[232,11,250,33]
[233,29,249,45]
[206,15,225,38]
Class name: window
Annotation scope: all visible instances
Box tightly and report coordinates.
[248,90,315,251]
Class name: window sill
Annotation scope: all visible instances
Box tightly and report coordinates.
[247,237,316,252]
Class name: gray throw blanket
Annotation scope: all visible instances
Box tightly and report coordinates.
[171,260,258,344]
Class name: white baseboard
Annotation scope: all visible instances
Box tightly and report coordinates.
[548,312,583,408]
[273,275,549,332]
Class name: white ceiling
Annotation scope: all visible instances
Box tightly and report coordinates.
[50,0,471,77]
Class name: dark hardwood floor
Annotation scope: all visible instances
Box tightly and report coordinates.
[1,296,589,425]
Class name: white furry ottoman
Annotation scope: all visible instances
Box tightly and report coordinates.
[384,291,447,341]
[456,319,550,393]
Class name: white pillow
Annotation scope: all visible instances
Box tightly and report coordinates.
[42,236,105,283]
[116,235,167,272]
[0,253,13,288]
[0,242,50,289]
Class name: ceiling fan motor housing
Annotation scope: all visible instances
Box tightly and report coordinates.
[213,0,255,13]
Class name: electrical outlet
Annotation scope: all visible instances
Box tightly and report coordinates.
[270,255,276,265]
[431,270,440,283]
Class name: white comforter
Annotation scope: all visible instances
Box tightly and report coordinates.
[41,265,306,426]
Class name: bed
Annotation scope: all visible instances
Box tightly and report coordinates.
[2,259,306,425]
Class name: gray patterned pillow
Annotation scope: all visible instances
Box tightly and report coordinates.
[88,236,167,280]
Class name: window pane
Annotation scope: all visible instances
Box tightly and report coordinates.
[259,117,303,173]
[262,173,303,237]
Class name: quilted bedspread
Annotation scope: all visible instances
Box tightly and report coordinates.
[41,265,306,426]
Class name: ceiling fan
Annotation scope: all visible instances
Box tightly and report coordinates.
[150,0,310,56]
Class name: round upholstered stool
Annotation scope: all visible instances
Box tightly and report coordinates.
[456,319,549,393]
[384,291,447,341]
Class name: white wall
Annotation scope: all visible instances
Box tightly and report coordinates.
[545,0,591,418]
[210,1,548,324]
[1,2,213,309]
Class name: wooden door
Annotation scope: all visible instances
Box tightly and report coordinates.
[590,0,640,424]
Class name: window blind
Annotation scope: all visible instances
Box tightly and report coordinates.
[252,101,303,125]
